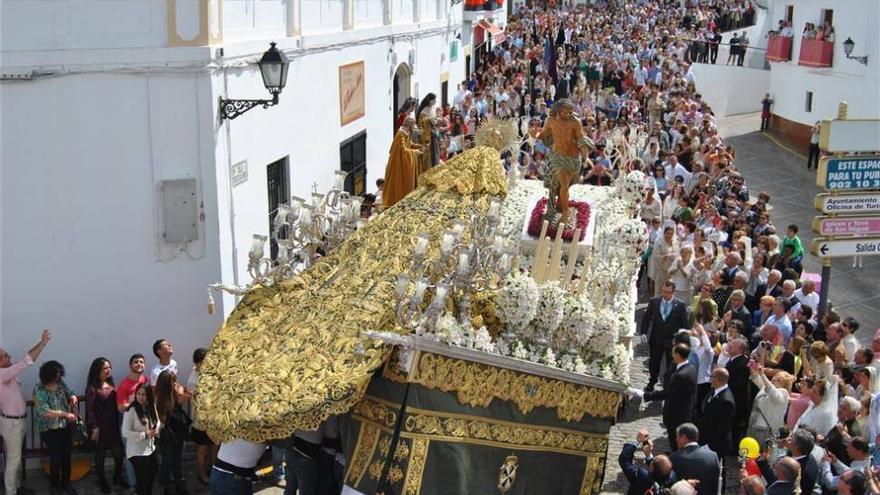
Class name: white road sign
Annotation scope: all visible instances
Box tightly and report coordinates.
[819,120,880,153]
[811,237,880,258]
[815,192,880,214]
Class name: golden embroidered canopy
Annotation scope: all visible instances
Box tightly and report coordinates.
[195,146,507,443]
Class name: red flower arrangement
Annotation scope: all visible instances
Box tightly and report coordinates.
[526,197,590,242]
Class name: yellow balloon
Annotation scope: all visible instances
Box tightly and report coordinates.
[739,437,760,459]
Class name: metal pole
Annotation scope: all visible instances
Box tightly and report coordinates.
[818,257,831,319]
[817,101,847,320]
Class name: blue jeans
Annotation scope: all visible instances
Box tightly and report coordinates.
[209,469,252,495]
[284,449,319,495]
[271,447,286,481]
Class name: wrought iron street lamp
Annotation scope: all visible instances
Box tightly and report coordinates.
[219,42,290,120]
[843,37,869,65]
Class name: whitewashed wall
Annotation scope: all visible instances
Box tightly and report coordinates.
[765,0,879,124]
[0,73,224,395]
[693,64,770,118]
[0,0,168,50]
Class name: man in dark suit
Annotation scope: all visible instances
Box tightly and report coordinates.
[757,456,799,495]
[644,344,697,446]
[618,430,675,495]
[640,281,689,391]
[719,252,742,285]
[669,423,720,495]
[723,288,755,342]
[698,368,736,456]
[725,337,752,448]
[759,430,819,495]
[751,269,783,310]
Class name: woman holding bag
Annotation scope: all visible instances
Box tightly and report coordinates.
[34,360,79,495]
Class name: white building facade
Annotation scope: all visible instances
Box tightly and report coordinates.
[763,0,879,146]
[1,0,473,395]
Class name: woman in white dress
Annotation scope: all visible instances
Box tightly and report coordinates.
[651,225,679,297]
[668,245,696,303]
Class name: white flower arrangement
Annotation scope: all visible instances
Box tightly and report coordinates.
[558,296,594,349]
[608,344,631,384]
[533,281,566,338]
[471,326,495,354]
[542,347,558,368]
[498,180,543,240]
[512,340,529,360]
[496,271,540,333]
[586,309,620,358]
[616,218,650,257]
[615,170,649,209]
[419,178,642,384]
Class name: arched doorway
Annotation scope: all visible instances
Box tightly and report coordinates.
[392,63,412,131]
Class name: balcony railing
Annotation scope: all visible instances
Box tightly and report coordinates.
[464,0,502,12]
[766,35,793,62]
[798,38,834,68]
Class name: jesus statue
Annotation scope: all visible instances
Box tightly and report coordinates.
[537,99,593,226]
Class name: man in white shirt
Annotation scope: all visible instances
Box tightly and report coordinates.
[793,280,820,314]
[819,436,870,491]
[764,300,793,343]
[211,439,266,493]
[663,154,691,184]
[840,318,862,365]
[150,338,178,384]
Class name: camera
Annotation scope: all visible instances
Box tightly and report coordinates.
[760,340,773,350]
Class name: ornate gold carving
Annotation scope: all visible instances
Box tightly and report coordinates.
[369,437,409,486]
[418,146,508,195]
[580,455,600,495]
[383,350,622,421]
[346,422,380,486]
[352,396,608,455]
[403,437,430,495]
[197,147,508,442]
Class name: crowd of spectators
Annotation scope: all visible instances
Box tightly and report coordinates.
[0,333,215,495]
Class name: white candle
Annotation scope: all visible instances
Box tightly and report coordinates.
[457,253,470,274]
[249,235,266,259]
[395,275,410,297]
[488,199,501,218]
[440,233,455,254]
[300,208,312,227]
[500,253,510,272]
[433,285,448,307]
[290,196,303,216]
[414,235,429,256]
[414,280,428,303]
[493,235,505,254]
[561,228,581,288]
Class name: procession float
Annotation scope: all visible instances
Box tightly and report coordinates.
[196,118,650,494]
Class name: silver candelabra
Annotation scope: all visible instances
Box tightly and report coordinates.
[207,170,364,314]
[394,198,517,334]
